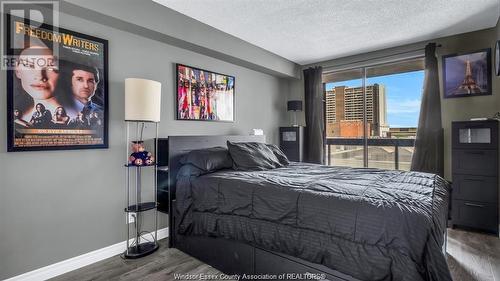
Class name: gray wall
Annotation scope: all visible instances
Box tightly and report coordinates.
[289,26,500,181]
[437,27,500,180]
[0,8,288,280]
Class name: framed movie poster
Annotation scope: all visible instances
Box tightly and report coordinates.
[176,63,234,122]
[442,48,491,98]
[6,15,108,151]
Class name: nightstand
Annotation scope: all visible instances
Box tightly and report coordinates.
[279,126,304,162]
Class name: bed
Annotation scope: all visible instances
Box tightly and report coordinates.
[166,135,451,281]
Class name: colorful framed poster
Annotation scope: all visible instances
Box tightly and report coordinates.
[442,48,491,98]
[176,63,234,122]
[6,15,109,151]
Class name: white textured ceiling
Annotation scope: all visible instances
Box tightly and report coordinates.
[153,0,500,65]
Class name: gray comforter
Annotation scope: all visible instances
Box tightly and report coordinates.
[176,163,451,281]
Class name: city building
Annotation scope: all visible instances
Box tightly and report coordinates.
[326,84,387,138]
[387,127,417,138]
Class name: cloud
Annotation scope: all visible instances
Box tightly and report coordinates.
[387,99,421,114]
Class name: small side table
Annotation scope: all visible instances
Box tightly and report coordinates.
[279,126,304,162]
[124,121,159,258]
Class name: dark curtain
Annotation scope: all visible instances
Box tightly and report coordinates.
[303,66,324,164]
[411,43,444,177]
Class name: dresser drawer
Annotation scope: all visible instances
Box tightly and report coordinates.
[178,235,254,275]
[452,121,498,150]
[452,175,498,203]
[255,248,337,281]
[452,149,498,176]
[452,200,498,233]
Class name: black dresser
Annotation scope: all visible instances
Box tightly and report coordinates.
[451,120,499,234]
[279,126,303,162]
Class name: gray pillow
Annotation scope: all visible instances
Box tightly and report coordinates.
[180,147,233,172]
[227,141,282,171]
[266,144,290,166]
[177,164,205,178]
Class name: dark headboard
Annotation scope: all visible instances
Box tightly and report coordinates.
[167,135,266,195]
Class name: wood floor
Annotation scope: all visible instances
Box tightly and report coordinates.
[447,228,500,281]
[52,228,500,281]
[50,239,223,281]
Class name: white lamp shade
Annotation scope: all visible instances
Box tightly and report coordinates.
[125,78,162,122]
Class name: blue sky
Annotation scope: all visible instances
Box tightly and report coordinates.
[326,70,424,127]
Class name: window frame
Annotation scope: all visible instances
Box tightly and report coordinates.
[323,56,425,169]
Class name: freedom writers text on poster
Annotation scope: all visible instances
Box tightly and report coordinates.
[6,16,108,151]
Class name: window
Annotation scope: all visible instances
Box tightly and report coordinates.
[323,58,424,170]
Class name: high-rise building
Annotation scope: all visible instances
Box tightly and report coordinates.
[325,84,387,138]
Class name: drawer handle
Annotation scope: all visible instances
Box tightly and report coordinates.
[464,203,485,208]
[465,151,485,155]
[464,178,485,182]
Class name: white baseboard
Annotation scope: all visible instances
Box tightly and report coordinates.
[4,227,169,281]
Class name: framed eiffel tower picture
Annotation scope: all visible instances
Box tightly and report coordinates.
[442,48,492,98]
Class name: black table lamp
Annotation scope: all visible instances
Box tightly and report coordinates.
[287,100,302,126]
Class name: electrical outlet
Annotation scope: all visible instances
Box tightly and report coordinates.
[127,212,136,224]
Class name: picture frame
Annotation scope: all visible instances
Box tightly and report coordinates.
[6,15,109,152]
[175,63,235,122]
[495,40,500,76]
[442,48,492,98]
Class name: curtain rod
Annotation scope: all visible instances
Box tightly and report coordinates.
[320,43,442,73]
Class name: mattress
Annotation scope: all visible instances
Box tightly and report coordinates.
[175,162,451,281]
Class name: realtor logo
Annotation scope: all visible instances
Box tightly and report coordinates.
[1,0,59,70]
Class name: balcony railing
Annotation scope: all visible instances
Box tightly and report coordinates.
[326,138,416,170]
